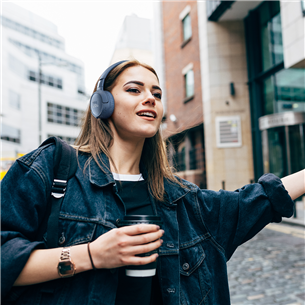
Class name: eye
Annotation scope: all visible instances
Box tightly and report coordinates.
[153,92,162,99]
[127,88,140,93]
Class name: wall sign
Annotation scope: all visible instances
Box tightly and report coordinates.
[259,112,305,130]
[216,116,242,148]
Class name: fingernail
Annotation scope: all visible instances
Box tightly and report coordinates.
[156,225,160,230]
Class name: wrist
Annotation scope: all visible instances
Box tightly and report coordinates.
[87,242,97,270]
[70,244,93,274]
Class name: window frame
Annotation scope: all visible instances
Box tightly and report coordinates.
[182,63,195,102]
[182,14,192,43]
[47,102,84,127]
[179,5,192,47]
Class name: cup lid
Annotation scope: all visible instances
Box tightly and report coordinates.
[123,215,162,221]
[117,215,163,227]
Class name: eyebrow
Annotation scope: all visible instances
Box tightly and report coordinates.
[123,80,162,92]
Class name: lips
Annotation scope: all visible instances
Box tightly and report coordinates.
[136,110,157,118]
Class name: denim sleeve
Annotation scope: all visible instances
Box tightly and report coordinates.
[197,173,294,261]
[1,146,54,298]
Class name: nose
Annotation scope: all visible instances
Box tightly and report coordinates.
[142,91,155,106]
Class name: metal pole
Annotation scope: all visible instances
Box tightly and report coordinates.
[300,124,305,168]
[38,54,42,145]
[262,129,269,174]
[284,126,291,175]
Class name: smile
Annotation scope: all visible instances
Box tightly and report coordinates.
[136,111,157,118]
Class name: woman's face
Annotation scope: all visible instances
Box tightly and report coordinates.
[109,65,163,141]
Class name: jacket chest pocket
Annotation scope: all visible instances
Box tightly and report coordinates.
[55,218,97,247]
[179,243,211,305]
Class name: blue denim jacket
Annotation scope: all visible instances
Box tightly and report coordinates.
[1,143,294,305]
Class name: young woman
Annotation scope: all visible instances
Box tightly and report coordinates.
[1,60,304,305]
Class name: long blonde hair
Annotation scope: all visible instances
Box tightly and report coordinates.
[75,59,183,201]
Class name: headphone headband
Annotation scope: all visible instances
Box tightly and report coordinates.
[98,60,127,89]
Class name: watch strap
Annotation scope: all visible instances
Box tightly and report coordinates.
[58,247,76,278]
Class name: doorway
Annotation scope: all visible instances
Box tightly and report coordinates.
[260,112,305,178]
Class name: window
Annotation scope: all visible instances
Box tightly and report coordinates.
[301,0,305,16]
[9,90,20,109]
[182,14,192,42]
[48,76,54,87]
[174,142,186,172]
[1,124,21,143]
[1,16,64,49]
[28,70,63,90]
[263,68,305,114]
[9,39,82,76]
[47,102,84,127]
[29,71,36,82]
[57,79,63,89]
[182,63,195,101]
[184,69,194,99]
[179,5,192,46]
[261,13,283,71]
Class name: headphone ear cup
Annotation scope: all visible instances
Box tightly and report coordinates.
[90,89,115,119]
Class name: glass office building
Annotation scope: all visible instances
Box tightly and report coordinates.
[208,0,305,181]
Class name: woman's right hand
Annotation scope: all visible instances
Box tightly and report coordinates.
[88,225,164,269]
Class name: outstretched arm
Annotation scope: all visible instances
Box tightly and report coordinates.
[281,169,305,201]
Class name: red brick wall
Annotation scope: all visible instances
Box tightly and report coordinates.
[162,1,203,139]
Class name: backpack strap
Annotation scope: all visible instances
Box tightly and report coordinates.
[38,137,78,248]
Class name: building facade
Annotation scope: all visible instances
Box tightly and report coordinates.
[110,14,154,66]
[160,1,207,189]
[155,0,305,191]
[1,3,88,163]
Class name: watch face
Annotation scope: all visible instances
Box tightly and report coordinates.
[58,261,75,276]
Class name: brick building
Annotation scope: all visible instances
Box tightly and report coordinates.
[154,1,305,191]
[158,2,207,189]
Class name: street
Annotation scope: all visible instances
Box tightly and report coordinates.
[228,223,305,305]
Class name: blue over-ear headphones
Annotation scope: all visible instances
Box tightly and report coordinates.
[90,60,127,119]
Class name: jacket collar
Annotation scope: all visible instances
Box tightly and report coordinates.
[163,177,191,206]
[88,152,190,205]
[88,153,115,187]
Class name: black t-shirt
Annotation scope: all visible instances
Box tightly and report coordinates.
[113,174,162,305]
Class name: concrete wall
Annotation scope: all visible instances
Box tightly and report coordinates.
[197,1,254,191]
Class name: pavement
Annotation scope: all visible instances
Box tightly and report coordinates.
[227,222,305,305]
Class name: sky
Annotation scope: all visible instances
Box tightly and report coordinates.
[7,0,154,92]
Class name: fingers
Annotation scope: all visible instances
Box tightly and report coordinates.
[129,229,164,246]
[90,225,164,269]
[121,224,161,236]
[117,225,164,247]
[130,238,163,256]
[128,253,159,266]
